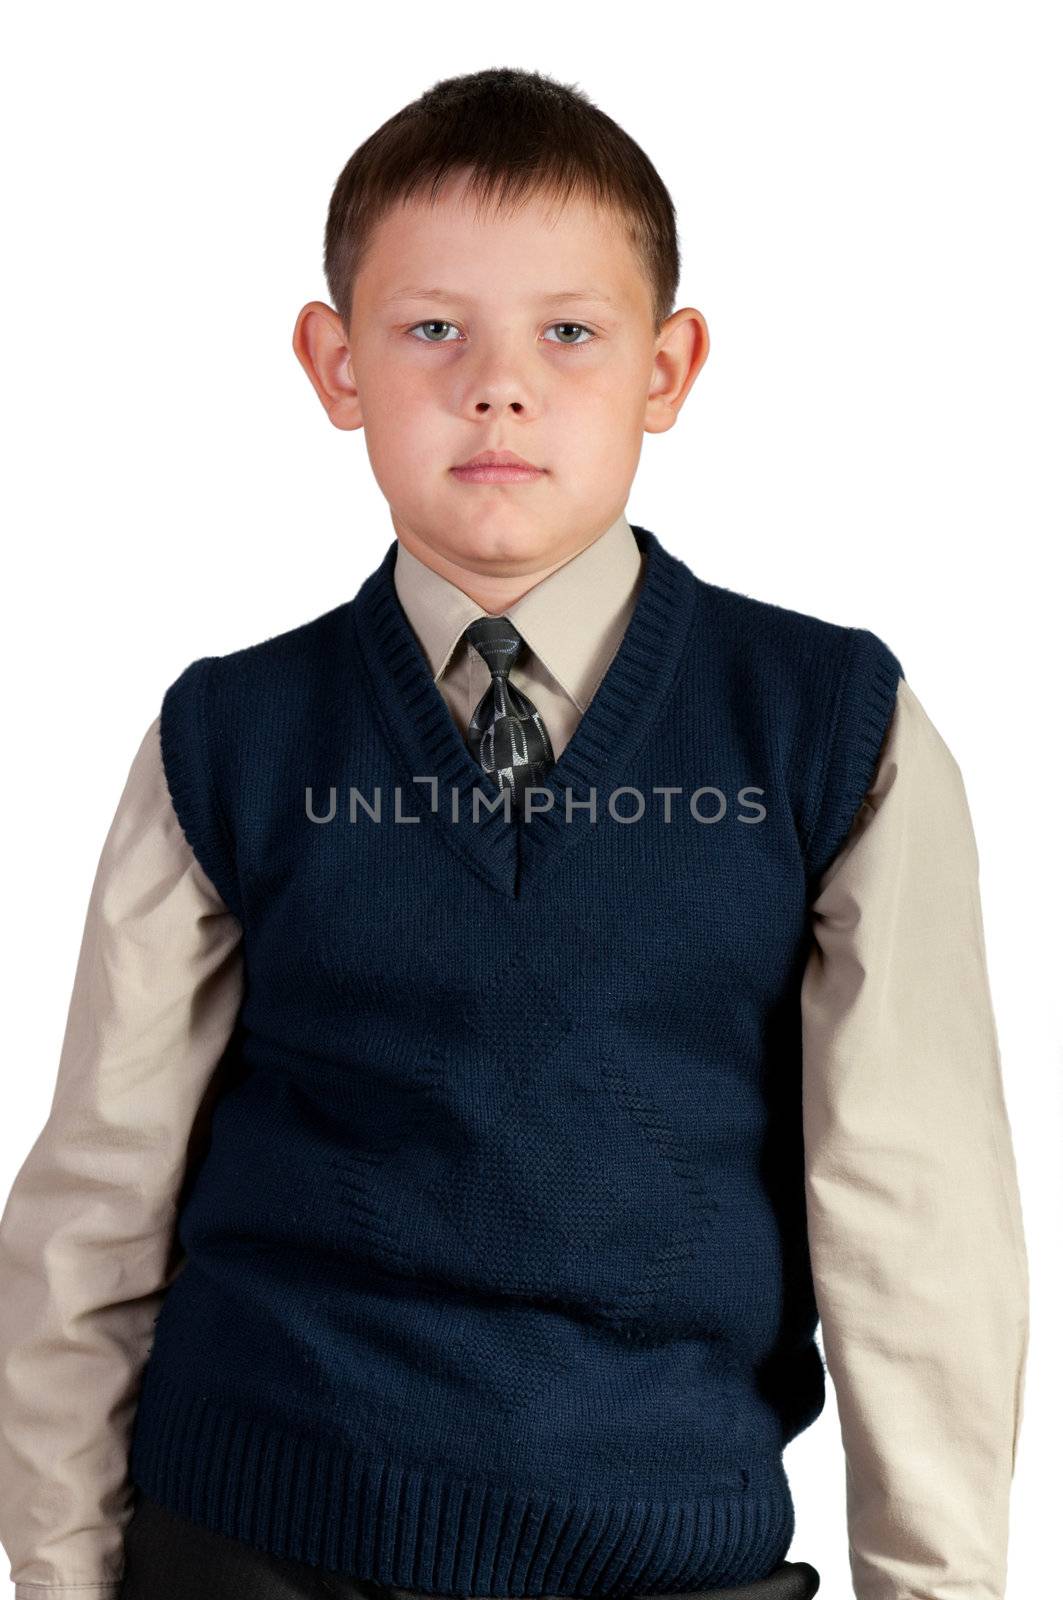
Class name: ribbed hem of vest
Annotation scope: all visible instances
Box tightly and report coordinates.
[129,1373,795,1595]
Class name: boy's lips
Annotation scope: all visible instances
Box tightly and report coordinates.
[451,449,545,484]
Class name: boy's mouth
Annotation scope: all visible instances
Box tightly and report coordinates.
[451,449,546,484]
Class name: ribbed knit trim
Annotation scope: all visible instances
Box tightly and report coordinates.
[802,626,904,886]
[130,1371,795,1595]
[158,654,245,922]
[349,525,700,899]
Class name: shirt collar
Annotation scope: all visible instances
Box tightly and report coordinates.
[392,511,643,714]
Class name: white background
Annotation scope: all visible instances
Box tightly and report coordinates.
[2,4,1060,1595]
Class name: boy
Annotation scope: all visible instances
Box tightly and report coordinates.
[0,66,1028,1600]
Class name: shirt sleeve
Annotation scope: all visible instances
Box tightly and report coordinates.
[0,715,245,1599]
[800,676,1029,1600]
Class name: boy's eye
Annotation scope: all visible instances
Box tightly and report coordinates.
[543,322,595,346]
[406,320,597,347]
[409,320,461,343]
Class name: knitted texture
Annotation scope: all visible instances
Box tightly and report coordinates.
[132,524,902,1595]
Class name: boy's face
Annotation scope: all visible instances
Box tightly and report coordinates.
[294,170,707,578]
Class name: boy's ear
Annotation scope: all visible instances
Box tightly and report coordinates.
[643,306,710,436]
[291,301,364,431]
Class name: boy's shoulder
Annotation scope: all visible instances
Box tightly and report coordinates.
[215,593,355,672]
[682,571,905,880]
[164,593,358,705]
[687,567,905,688]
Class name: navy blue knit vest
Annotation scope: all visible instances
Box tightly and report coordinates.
[128,524,902,1594]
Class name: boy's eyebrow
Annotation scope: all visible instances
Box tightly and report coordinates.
[383,286,618,308]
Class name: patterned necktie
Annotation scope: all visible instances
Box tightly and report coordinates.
[464,615,556,802]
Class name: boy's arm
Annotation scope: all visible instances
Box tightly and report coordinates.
[800,676,1029,1600]
[0,716,244,1599]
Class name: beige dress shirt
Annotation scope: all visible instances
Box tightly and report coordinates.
[0,513,1029,1600]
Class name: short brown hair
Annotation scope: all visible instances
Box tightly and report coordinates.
[323,67,681,336]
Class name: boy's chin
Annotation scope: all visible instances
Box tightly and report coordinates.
[420,508,574,570]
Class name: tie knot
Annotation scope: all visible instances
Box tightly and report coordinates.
[464,615,525,678]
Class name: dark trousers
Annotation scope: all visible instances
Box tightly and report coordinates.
[118,1493,820,1600]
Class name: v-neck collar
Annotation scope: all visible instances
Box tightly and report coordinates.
[349,523,699,899]
[392,511,642,720]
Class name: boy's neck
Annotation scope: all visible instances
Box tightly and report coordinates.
[390,513,623,614]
